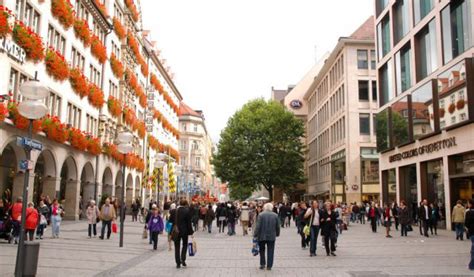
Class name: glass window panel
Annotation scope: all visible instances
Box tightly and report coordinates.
[394,0,410,43]
[360,113,370,135]
[442,0,473,64]
[416,19,438,81]
[379,60,394,106]
[362,160,379,183]
[372,81,378,101]
[357,50,368,69]
[359,80,369,101]
[396,44,412,95]
[376,109,390,152]
[414,0,434,24]
[412,81,434,139]
[377,15,391,58]
[391,96,410,146]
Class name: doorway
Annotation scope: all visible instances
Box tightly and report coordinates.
[450,177,474,205]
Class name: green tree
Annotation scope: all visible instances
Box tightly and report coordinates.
[228,183,254,201]
[213,99,305,201]
[376,109,409,152]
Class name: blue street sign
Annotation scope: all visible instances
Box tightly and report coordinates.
[19,160,33,170]
[17,137,43,151]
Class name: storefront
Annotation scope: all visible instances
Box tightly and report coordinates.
[331,150,346,203]
[361,148,380,203]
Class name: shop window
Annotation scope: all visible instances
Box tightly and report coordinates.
[442,0,472,64]
[362,159,379,183]
[415,19,438,81]
[357,50,368,69]
[376,109,390,152]
[399,164,418,217]
[379,60,394,106]
[414,0,434,25]
[393,0,410,44]
[411,81,435,139]
[377,15,391,59]
[396,43,412,94]
[391,96,410,147]
[359,80,369,101]
[382,169,396,204]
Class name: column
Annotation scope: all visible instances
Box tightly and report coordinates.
[42,177,61,200]
[64,180,80,220]
[395,167,400,205]
[443,155,451,231]
[416,162,422,204]
[12,173,35,202]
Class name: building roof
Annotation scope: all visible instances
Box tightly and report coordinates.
[349,16,375,40]
[179,102,201,117]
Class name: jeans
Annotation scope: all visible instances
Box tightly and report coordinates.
[469,236,474,270]
[101,220,112,239]
[151,231,159,250]
[455,223,465,240]
[219,220,226,233]
[360,214,366,224]
[309,225,320,255]
[51,215,61,237]
[299,225,310,248]
[12,221,20,241]
[207,222,212,233]
[258,240,275,269]
[174,235,189,266]
[421,220,429,237]
[227,222,235,235]
[88,224,97,237]
[400,224,408,236]
[25,229,35,241]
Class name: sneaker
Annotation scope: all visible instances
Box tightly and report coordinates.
[182,262,187,267]
[259,266,265,270]
[331,252,336,256]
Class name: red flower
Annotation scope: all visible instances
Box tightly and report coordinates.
[123,106,137,127]
[456,99,465,110]
[91,35,107,64]
[0,103,7,122]
[113,17,126,40]
[153,108,162,122]
[137,121,145,138]
[110,53,124,79]
[124,0,139,22]
[69,68,89,98]
[93,0,108,18]
[127,32,141,61]
[51,0,75,29]
[68,128,88,151]
[0,6,12,37]
[45,48,70,81]
[125,69,138,91]
[139,57,148,76]
[107,96,122,118]
[74,18,91,47]
[87,137,102,155]
[150,73,164,94]
[12,22,44,63]
[88,84,105,109]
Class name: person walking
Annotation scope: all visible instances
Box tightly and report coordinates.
[464,199,474,270]
[399,200,410,237]
[10,197,22,244]
[253,203,280,271]
[240,202,250,235]
[227,203,237,236]
[145,204,156,245]
[368,203,378,233]
[297,202,310,249]
[36,200,49,240]
[419,199,432,238]
[304,200,322,256]
[452,200,466,240]
[169,200,194,268]
[25,202,38,241]
[321,203,337,256]
[430,203,440,235]
[50,199,63,238]
[359,203,366,224]
[392,202,399,231]
[131,200,140,222]
[147,206,164,250]
[86,200,100,238]
[204,204,215,233]
[99,198,116,240]
[383,203,393,238]
[166,203,176,251]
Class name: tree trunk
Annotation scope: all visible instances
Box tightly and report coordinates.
[267,186,273,202]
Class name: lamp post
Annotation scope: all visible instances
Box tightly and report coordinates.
[117,131,133,248]
[14,80,49,277]
[175,165,182,201]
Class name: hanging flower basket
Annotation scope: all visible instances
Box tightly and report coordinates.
[125,69,138,91]
[88,84,105,108]
[74,18,91,47]
[110,53,124,79]
[113,17,126,40]
[51,0,75,29]
[123,106,136,126]
[12,22,44,63]
[127,32,140,60]
[87,137,102,155]
[45,48,70,81]
[139,58,148,76]
[69,68,89,98]
[91,35,107,64]
[68,128,88,151]
[124,0,139,22]
[107,96,122,117]
[42,115,68,143]
[137,121,145,138]
[448,103,456,114]
[456,99,465,110]
[0,6,12,37]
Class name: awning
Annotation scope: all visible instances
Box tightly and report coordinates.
[361,153,379,160]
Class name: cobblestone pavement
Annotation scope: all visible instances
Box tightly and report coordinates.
[0,218,473,277]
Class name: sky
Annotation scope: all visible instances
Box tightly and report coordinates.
[141,0,374,142]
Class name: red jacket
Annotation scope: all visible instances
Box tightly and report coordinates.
[11,203,22,221]
[25,207,39,230]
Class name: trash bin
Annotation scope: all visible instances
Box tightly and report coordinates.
[23,241,40,276]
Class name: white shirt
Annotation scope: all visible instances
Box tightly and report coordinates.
[424,205,429,220]
[305,208,320,226]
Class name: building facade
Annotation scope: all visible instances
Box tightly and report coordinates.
[305,17,380,204]
[375,0,474,229]
[178,102,213,198]
[0,0,181,219]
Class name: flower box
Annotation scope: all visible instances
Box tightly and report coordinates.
[45,48,70,81]
[51,0,74,29]
[68,128,88,151]
[69,68,89,98]
[93,0,109,18]
[448,103,456,114]
[123,106,136,126]
[42,115,68,144]
[110,53,124,79]
[113,17,126,40]
[125,69,138,91]
[0,6,12,37]
[139,57,148,76]
[87,137,102,155]
[12,22,44,63]
[91,35,107,64]
[74,18,91,47]
[124,0,139,22]
[127,32,140,60]
[107,96,122,118]
[456,99,465,110]
[88,84,105,108]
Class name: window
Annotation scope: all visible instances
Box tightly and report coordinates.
[111,41,120,57]
[442,0,472,64]
[193,124,198,132]
[370,50,376,69]
[90,65,101,87]
[357,50,368,69]
[460,113,467,121]
[192,140,199,150]
[379,60,394,106]
[371,81,377,101]
[361,160,379,183]
[113,3,123,21]
[440,99,445,108]
[391,96,410,147]
[377,15,391,58]
[376,0,389,16]
[411,81,434,139]
[181,123,187,131]
[67,103,82,129]
[359,113,370,135]
[195,157,201,168]
[375,109,388,151]
[108,80,118,98]
[86,114,98,136]
[23,2,40,33]
[180,140,187,150]
[47,25,66,55]
[450,94,456,104]
[415,19,438,81]
[414,0,434,25]
[180,156,187,167]
[75,1,89,21]
[393,0,409,43]
[395,44,412,94]
[71,47,86,72]
[8,68,30,102]
[47,92,62,117]
[358,81,369,101]
[92,19,105,42]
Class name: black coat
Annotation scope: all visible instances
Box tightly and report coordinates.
[465,209,474,237]
[418,205,432,221]
[169,207,194,237]
[320,210,337,237]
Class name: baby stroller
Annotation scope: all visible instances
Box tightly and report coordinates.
[0,213,13,243]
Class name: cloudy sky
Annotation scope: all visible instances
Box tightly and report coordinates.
[141,0,374,142]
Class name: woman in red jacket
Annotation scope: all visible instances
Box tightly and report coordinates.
[25,202,39,241]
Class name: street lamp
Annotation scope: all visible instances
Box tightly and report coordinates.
[175,165,182,201]
[154,155,166,207]
[14,80,49,277]
[117,131,133,248]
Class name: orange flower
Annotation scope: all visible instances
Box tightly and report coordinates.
[87,137,102,155]
[73,18,91,47]
[68,128,88,151]
[139,57,148,76]
[88,84,105,109]
[110,53,124,79]
[0,6,12,37]
[45,48,70,81]
[124,0,139,22]
[51,0,75,29]
[12,22,44,63]
[113,17,126,40]
[91,35,107,64]
[0,103,7,122]
[127,32,141,60]
[69,67,89,98]
[107,96,122,118]
[125,69,138,91]
[93,0,108,17]
[123,106,137,127]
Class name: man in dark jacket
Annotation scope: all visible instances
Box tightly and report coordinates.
[297,202,310,249]
[169,200,194,268]
[418,199,432,237]
[253,203,280,271]
[465,199,474,270]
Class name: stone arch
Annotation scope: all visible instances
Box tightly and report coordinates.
[125,173,133,208]
[33,149,57,204]
[0,139,25,203]
[59,156,79,220]
[80,162,95,217]
[115,170,123,200]
[101,167,113,199]
[135,175,140,202]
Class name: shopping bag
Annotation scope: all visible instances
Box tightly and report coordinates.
[142,228,148,239]
[251,237,259,256]
[188,238,197,256]
[112,222,117,233]
[303,224,310,236]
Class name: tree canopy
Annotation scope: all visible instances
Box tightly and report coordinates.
[212,99,305,200]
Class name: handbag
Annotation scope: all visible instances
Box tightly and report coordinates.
[40,214,47,226]
[171,209,180,240]
[112,222,117,233]
[303,224,310,236]
[188,237,197,256]
[407,224,413,232]
[165,221,173,233]
[142,227,148,239]
[251,237,259,256]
